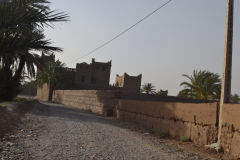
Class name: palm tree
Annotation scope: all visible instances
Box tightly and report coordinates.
[36,60,68,89]
[35,60,74,100]
[0,0,68,100]
[141,83,156,94]
[157,90,168,96]
[178,70,221,100]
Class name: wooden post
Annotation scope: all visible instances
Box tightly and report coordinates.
[218,0,234,144]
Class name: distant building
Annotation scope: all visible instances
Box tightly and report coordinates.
[115,73,142,93]
[75,58,112,89]
[36,56,145,101]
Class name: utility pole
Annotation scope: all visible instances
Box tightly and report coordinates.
[218,0,234,144]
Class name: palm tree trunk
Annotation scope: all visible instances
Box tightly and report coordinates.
[1,57,13,83]
[13,56,26,86]
[2,58,12,76]
[0,58,15,100]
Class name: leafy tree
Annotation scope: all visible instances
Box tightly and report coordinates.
[178,70,221,100]
[0,0,68,100]
[230,94,240,104]
[141,83,156,94]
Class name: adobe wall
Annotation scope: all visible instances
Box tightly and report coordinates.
[220,104,240,159]
[35,83,50,101]
[115,100,218,146]
[53,90,115,116]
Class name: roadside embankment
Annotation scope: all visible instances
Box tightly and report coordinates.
[0,100,34,138]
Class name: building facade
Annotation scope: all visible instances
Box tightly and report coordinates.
[115,73,142,93]
[75,58,112,89]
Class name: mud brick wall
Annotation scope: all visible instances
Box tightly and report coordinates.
[115,100,218,146]
[35,83,50,101]
[53,90,115,116]
[220,104,240,159]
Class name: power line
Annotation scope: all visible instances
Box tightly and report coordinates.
[67,0,174,65]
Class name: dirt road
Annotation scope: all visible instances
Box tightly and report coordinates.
[0,102,216,160]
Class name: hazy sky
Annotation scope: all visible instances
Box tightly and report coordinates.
[45,0,240,96]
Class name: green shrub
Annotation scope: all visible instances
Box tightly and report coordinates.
[180,136,191,142]
[151,130,169,138]
[0,97,27,106]
[13,97,27,103]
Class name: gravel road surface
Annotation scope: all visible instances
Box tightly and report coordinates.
[0,102,215,160]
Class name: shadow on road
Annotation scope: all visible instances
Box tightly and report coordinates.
[31,101,141,131]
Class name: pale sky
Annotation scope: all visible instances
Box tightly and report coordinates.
[45,0,240,96]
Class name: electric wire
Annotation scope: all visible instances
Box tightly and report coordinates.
[67,0,174,65]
